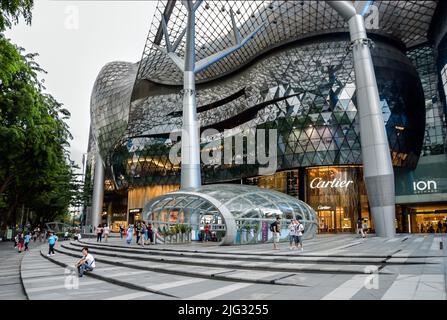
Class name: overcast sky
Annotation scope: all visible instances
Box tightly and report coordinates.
[5,0,158,172]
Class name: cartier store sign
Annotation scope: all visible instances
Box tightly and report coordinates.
[310,177,354,189]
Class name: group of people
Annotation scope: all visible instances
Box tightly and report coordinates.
[124,221,155,247]
[201,223,212,242]
[94,224,110,242]
[13,232,32,253]
[270,216,305,251]
[420,221,447,233]
[287,218,305,251]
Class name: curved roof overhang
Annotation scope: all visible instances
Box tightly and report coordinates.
[135,0,438,86]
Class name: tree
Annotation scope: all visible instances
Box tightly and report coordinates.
[0,0,33,32]
[0,35,78,229]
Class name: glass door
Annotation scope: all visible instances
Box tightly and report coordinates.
[318,210,335,233]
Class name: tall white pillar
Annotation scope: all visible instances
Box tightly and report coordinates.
[328,1,395,237]
[91,152,104,230]
[181,8,201,190]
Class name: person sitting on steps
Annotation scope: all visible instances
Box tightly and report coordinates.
[75,247,96,278]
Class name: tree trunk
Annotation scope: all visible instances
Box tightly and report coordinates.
[0,175,13,196]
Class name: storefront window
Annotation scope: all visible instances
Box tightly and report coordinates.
[306,166,371,233]
[407,205,447,233]
[244,170,299,197]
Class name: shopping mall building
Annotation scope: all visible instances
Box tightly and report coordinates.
[84,1,447,240]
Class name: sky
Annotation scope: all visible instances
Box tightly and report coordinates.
[4,0,158,172]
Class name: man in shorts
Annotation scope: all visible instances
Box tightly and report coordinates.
[295,219,305,252]
[272,216,281,250]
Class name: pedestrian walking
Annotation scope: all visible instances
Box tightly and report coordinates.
[140,222,147,247]
[103,224,110,243]
[203,223,210,242]
[152,225,157,245]
[147,223,153,245]
[357,218,365,238]
[362,220,368,238]
[47,232,58,256]
[119,225,124,239]
[288,219,297,250]
[270,216,281,250]
[135,222,142,245]
[95,224,103,242]
[126,225,134,245]
[24,232,31,251]
[17,233,24,253]
[13,233,18,249]
[295,219,305,252]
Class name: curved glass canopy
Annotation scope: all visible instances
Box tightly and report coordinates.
[143,184,318,245]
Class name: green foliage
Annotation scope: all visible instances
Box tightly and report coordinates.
[178,223,187,234]
[0,0,33,32]
[243,224,252,231]
[216,230,225,241]
[0,34,79,228]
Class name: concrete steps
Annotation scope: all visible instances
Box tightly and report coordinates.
[35,244,328,299]
[20,245,169,300]
[60,241,389,276]
[69,240,417,265]
[55,243,313,285]
[17,234,447,300]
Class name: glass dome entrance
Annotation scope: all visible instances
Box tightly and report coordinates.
[143,184,318,245]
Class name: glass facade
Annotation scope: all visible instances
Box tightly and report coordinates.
[245,170,299,198]
[305,166,372,233]
[137,1,437,85]
[407,46,447,156]
[90,62,138,160]
[110,36,425,189]
[143,184,318,244]
[86,1,447,236]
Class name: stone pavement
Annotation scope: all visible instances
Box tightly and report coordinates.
[0,240,32,300]
[2,233,447,300]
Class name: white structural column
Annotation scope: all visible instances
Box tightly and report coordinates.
[91,152,104,230]
[181,4,201,189]
[155,0,264,190]
[327,1,395,237]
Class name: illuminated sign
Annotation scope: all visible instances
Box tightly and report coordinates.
[310,178,354,189]
[413,180,437,193]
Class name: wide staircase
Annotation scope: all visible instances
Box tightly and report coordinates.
[19,234,447,300]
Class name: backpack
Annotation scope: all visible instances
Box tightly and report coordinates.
[270,222,276,232]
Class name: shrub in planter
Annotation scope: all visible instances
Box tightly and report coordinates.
[185,226,192,242]
[216,230,226,242]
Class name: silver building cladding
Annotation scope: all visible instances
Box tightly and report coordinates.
[86,1,447,237]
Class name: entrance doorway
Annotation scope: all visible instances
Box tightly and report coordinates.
[406,204,447,233]
[318,210,335,233]
[318,207,354,233]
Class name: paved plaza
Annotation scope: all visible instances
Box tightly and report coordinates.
[0,233,446,300]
